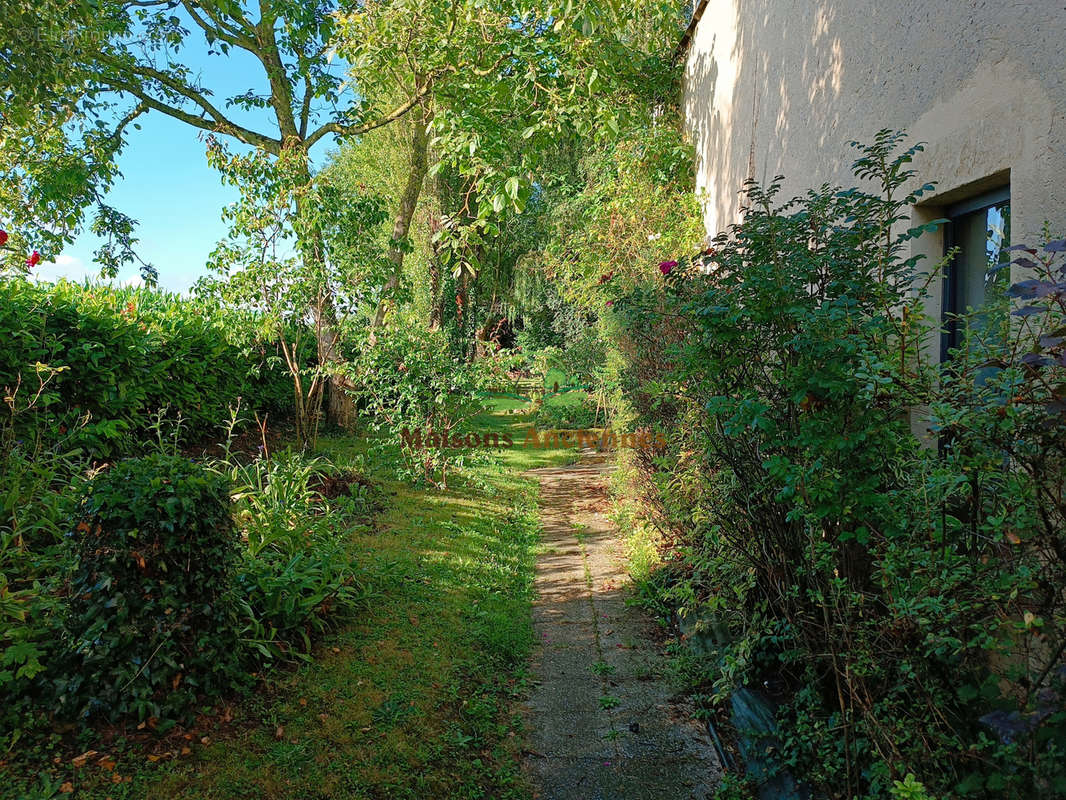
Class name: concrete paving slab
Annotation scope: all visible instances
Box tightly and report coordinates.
[523,460,721,800]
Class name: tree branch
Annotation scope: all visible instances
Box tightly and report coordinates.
[105,78,281,152]
[109,102,149,147]
[303,79,433,149]
[180,0,256,52]
[298,74,313,139]
[99,55,282,152]
[200,0,260,41]
[254,0,298,139]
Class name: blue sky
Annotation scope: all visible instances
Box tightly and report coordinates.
[42,33,344,293]
[45,112,239,293]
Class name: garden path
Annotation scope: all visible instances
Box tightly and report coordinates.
[523,455,721,799]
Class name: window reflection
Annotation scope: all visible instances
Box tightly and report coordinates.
[941,191,1011,361]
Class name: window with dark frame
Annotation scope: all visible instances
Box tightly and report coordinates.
[940,187,1011,363]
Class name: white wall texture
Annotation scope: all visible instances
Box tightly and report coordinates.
[682,1,1066,250]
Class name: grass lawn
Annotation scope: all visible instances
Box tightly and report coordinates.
[15,405,575,800]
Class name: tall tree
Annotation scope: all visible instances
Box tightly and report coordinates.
[371,98,432,329]
[198,142,387,446]
[3,0,676,415]
[92,0,441,420]
[2,0,475,420]
[331,0,681,332]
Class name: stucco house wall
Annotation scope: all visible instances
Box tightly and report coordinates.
[682,0,1066,270]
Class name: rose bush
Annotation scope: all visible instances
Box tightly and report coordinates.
[611,132,1066,798]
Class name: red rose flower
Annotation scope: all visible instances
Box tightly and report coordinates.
[0,230,8,246]
[26,250,41,268]
[658,260,677,275]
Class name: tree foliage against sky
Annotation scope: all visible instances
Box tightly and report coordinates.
[1,0,685,420]
[1,0,673,263]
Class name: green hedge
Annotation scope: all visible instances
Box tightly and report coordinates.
[0,279,301,457]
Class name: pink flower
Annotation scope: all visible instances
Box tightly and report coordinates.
[26,250,40,268]
[0,230,7,247]
[658,260,677,275]
[606,300,614,307]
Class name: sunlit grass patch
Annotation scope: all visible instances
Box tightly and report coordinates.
[609,451,663,584]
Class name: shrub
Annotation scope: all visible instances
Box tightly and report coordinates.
[0,446,80,720]
[0,278,300,458]
[55,454,246,722]
[0,362,91,743]
[533,392,601,430]
[612,132,1066,797]
[345,325,495,488]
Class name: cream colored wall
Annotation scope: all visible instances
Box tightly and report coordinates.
[683,0,1066,252]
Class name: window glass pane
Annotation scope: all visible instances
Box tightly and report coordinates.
[943,194,1011,366]
[954,200,1010,313]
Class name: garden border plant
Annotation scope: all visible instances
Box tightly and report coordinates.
[55,453,246,724]
[609,131,1066,798]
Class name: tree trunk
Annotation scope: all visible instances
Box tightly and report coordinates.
[475,294,504,358]
[456,270,467,330]
[373,99,433,328]
[427,153,447,331]
[290,147,357,431]
[320,319,357,431]
[310,255,356,432]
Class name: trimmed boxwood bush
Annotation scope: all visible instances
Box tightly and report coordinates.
[55,454,247,722]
